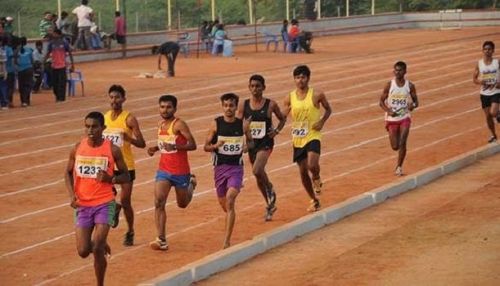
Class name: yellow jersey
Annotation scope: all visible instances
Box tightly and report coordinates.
[290,88,322,148]
[103,110,135,170]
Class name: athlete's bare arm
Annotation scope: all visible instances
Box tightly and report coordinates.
[96,145,130,184]
[282,94,291,119]
[174,120,197,151]
[203,120,224,152]
[409,82,419,111]
[268,99,286,138]
[312,91,332,131]
[157,54,163,70]
[243,116,254,151]
[64,143,79,208]
[235,100,245,120]
[379,81,396,116]
[125,114,146,148]
[473,64,482,85]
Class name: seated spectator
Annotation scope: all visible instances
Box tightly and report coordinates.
[212,24,227,56]
[57,11,73,44]
[89,21,102,49]
[32,40,45,93]
[39,12,55,39]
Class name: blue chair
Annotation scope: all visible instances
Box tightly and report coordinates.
[67,70,84,97]
[263,31,279,52]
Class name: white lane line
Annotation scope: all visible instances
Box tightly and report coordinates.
[31,124,484,285]
[0,39,483,132]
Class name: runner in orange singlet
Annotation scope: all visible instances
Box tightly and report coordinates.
[65,112,129,286]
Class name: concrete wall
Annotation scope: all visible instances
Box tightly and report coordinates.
[59,11,499,62]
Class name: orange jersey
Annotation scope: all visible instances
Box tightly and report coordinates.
[157,118,190,175]
[73,138,115,206]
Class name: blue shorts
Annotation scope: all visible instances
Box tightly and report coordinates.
[155,170,190,188]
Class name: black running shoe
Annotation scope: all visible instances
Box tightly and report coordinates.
[488,136,497,143]
[123,231,134,246]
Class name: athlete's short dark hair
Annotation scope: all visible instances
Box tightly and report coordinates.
[108,84,126,97]
[85,111,105,127]
[483,41,495,50]
[293,65,311,77]
[220,93,239,106]
[159,94,177,108]
[394,61,407,70]
[249,74,265,87]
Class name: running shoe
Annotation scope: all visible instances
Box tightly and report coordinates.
[112,203,122,228]
[149,237,168,251]
[267,185,277,207]
[307,199,321,212]
[487,136,497,143]
[395,166,403,176]
[265,204,277,222]
[123,231,134,246]
[312,178,323,195]
[188,174,197,195]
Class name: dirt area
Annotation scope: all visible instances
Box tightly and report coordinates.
[198,154,500,286]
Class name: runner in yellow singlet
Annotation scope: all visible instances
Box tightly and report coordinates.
[283,65,332,212]
[103,84,146,246]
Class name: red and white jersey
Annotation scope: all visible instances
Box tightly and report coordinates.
[385,79,412,122]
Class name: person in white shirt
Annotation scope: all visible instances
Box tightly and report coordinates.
[72,0,93,50]
[473,41,500,143]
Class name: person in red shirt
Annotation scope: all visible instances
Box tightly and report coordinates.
[44,28,74,102]
[288,19,300,53]
[64,111,130,286]
[114,11,126,57]
[147,95,197,251]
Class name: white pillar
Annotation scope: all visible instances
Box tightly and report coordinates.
[211,0,216,21]
[371,0,375,15]
[317,0,321,19]
[116,0,120,11]
[57,0,62,17]
[346,0,349,17]
[286,0,290,20]
[167,0,172,30]
[248,0,253,24]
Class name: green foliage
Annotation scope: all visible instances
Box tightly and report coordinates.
[0,0,497,38]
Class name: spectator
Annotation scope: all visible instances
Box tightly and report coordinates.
[4,36,15,107]
[288,19,300,53]
[4,16,14,35]
[32,40,45,93]
[44,29,74,102]
[0,36,8,109]
[14,37,34,107]
[72,0,93,50]
[0,17,6,35]
[57,11,73,43]
[280,19,288,52]
[89,20,102,49]
[114,11,126,57]
[39,12,55,39]
[212,24,227,56]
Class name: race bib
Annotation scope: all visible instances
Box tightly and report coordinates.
[482,72,497,84]
[218,136,243,155]
[158,134,177,154]
[75,156,108,178]
[102,128,124,147]
[291,121,309,138]
[388,93,408,117]
[249,121,266,139]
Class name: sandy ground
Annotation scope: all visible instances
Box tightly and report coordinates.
[198,153,500,286]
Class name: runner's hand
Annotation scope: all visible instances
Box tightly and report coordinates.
[70,197,79,209]
[147,146,158,156]
[96,170,111,183]
[312,120,324,131]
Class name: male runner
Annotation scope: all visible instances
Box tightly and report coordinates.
[283,65,332,212]
[103,84,146,246]
[473,41,500,143]
[204,93,253,248]
[379,61,419,176]
[148,95,197,251]
[65,111,130,286]
[236,74,286,221]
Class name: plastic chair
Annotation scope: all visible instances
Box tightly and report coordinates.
[67,69,84,97]
[263,31,279,52]
[177,32,192,57]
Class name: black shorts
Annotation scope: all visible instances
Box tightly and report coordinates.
[293,140,321,163]
[114,169,136,182]
[480,94,500,109]
[248,138,274,164]
[116,35,126,44]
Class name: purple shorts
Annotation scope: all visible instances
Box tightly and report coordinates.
[75,201,116,228]
[214,164,244,198]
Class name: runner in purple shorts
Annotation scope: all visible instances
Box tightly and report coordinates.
[65,111,130,286]
[204,93,253,249]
